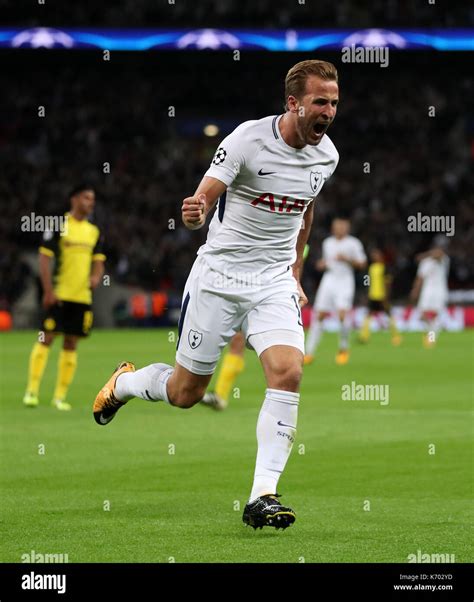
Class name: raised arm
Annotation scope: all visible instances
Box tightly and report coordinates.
[181,176,227,231]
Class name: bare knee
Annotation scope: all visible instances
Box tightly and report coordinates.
[63,335,78,351]
[169,385,207,409]
[268,363,303,392]
[41,333,55,347]
[167,364,213,409]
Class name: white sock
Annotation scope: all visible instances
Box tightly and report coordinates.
[305,317,323,355]
[115,363,173,402]
[339,319,350,350]
[249,388,299,502]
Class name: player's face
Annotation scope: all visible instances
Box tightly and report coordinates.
[296,76,339,146]
[73,190,95,216]
[332,219,350,238]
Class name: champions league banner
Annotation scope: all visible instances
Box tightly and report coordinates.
[0,27,473,51]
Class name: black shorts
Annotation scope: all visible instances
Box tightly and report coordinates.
[368,300,389,313]
[42,301,93,337]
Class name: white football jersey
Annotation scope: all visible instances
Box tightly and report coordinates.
[417,256,449,294]
[198,115,339,280]
[321,235,366,279]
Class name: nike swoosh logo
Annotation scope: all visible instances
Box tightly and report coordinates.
[258,168,276,176]
[99,414,109,424]
[277,420,296,429]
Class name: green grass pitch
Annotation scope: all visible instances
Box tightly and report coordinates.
[0,329,472,563]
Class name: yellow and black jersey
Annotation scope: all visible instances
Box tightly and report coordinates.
[368,261,391,301]
[39,212,106,304]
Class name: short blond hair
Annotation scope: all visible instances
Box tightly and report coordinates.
[284,60,338,109]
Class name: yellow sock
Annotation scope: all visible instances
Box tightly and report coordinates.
[53,350,77,402]
[26,342,50,395]
[215,352,245,402]
[360,315,371,340]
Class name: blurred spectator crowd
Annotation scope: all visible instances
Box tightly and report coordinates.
[1,0,472,28]
[1,50,472,310]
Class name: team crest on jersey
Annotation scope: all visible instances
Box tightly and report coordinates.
[188,329,203,349]
[310,171,323,193]
[212,147,227,165]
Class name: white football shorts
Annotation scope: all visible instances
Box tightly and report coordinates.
[175,256,305,374]
[314,273,355,312]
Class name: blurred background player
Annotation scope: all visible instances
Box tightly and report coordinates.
[304,217,366,365]
[358,248,402,346]
[410,244,450,348]
[201,332,245,411]
[23,186,105,410]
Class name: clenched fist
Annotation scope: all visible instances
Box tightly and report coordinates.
[182,193,206,230]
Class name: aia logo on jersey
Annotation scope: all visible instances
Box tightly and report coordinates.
[188,329,203,349]
[251,193,306,213]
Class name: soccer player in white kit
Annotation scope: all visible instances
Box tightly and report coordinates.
[304,218,366,365]
[92,60,339,529]
[410,245,449,348]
